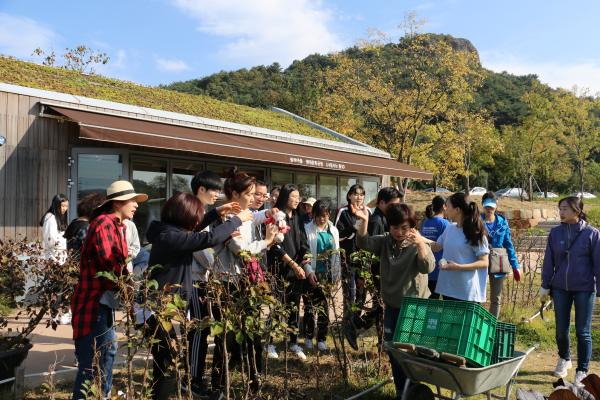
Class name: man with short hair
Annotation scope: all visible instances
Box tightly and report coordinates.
[251,180,269,211]
[346,187,402,349]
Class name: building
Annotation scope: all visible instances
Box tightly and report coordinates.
[0,60,431,243]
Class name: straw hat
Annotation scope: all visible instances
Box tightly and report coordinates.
[98,181,148,207]
[366,198,378,208]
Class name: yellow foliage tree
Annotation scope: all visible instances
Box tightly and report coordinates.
[310,12,485,194]
[555,86,600,196]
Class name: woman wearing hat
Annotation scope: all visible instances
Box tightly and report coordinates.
[301,197,317,225]
[480,192,521,318]
[71,181,148,400]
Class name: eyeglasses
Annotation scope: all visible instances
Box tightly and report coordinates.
[254,193,269,199]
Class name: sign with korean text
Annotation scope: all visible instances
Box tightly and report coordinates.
[289,156,346,170]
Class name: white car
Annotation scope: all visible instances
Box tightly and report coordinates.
[533,192,559,199]
[460,187,487,196]
[571,192,597,199]
[496,188,528,199]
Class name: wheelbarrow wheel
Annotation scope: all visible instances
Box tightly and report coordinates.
[404,383,435,400]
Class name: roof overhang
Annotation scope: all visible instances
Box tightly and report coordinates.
[48,106,433,179]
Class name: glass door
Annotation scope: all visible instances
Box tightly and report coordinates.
[131,158,168,246]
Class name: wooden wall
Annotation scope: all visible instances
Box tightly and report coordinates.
[0,92,68,240]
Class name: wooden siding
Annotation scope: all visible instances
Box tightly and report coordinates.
[0,93,69,240]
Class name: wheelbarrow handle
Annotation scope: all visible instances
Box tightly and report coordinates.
[525,343,540,356]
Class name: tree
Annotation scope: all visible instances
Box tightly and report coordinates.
[310,12,485,195]
[32,45,109,74]
[556,86,600,196]
[502,81,559,201]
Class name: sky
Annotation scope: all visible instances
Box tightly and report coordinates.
[1,0,600,94]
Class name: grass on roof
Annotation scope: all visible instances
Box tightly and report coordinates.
[0,56,341,142]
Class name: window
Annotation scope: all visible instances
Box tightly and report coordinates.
[319,176,338,218]
[132,158,167,246]
[340,177,358,205]
[76,154,123,214]
[362,179,380,210]
[172,162,203,196]
[297,173,317,201]
[271,171,294,189]
[207,164,265,183]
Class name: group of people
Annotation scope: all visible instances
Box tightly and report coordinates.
[37,172,600,399]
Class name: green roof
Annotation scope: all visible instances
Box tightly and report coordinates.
[0,56,339,141]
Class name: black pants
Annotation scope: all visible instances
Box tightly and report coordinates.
[303,281,329,342]
[146,315,178,400]
[187,282,211,385]
[285,277,307,344]
[428,280,442,299]
[211,282,262,393]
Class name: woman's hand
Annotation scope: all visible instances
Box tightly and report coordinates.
[513,269,522,282]
[294,264,306,279]
[350,204,369,222]
[217,202,241,216]
[265,225,278,243]
[439,260,462,271]
[236,209,254,223]
[406,228,425,247]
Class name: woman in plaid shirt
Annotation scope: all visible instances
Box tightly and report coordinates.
[71,181,148,400]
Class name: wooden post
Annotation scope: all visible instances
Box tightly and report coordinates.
[13,366,24,400]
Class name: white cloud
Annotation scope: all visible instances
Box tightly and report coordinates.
[0,13,60,59]
[155,57,191,72]
[481,52,600,96]
[170,0,344,67]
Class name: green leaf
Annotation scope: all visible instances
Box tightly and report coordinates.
[211,323,224,336]
[235,331,244,344]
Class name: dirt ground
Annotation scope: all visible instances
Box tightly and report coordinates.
[404,191,599,213]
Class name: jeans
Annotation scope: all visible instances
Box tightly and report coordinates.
[553,288,595,372]
[488,275,506,318]
[72,305,117,400]
[384,305,407,397]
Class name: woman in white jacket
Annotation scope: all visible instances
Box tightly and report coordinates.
[210,166,277,396]
[303,200,341,351]
[40,194,69,264]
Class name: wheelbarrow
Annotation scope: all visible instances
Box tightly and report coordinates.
[385,341,539,400]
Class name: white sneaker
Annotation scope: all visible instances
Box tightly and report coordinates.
[554,358,572,378]
[574,370,587,388]
[289,344,307,360]
[264,344,279,359]
[304,339,314,349]
[317,341,328,351]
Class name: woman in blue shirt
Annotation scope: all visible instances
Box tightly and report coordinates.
[480,192,521,318]
[420,195,450,299]
[425,193,490,303]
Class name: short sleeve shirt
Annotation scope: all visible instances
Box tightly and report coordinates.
[434,224,490,302]
[420,217,450,280]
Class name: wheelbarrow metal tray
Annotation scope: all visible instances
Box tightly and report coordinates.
[386,342,529,397]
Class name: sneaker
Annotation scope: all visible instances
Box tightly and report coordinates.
[264,344,279,359]
[182,381,210,398]
[74,356,79,367]
[317,341,328,351]
[304,339,314,349]
[344,327,359,351]
[289,344,307,360]
[553,358,572,378]
[574,370,587,388]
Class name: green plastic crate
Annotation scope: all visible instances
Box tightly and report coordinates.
[393,297,497,367]
[491,322,516,364]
